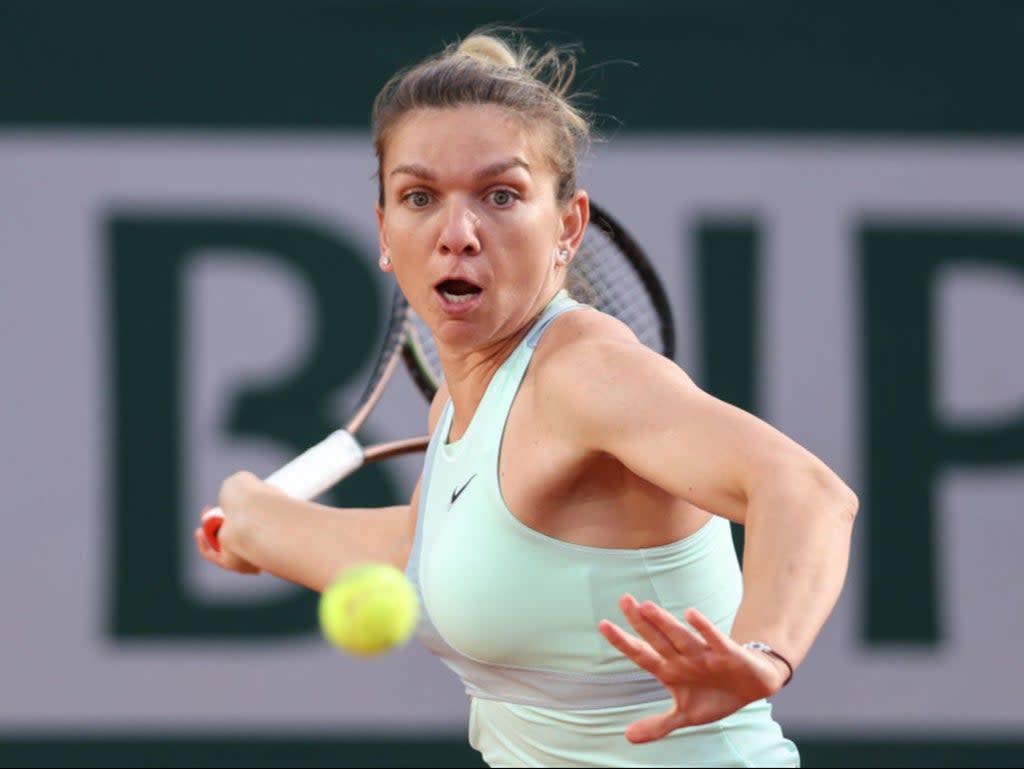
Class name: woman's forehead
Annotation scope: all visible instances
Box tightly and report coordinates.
[384,105,551,169]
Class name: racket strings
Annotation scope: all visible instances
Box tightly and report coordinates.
[567,223,669,355]
[404,316,444,395]
[403,318,445,397]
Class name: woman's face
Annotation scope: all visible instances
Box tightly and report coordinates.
[375,104,585,353]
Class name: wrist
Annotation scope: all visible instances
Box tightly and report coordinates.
[742,641,794,686]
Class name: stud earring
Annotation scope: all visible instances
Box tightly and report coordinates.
[557,249,569,265]
[379,255,391,269]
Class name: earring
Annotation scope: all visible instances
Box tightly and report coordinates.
[379,255,391,269]
[557,249,569,265]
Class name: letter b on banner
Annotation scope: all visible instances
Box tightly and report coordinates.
[108,214,397,639]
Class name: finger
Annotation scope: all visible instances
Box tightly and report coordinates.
[634,599,704,656]
[618,593,684,651]
[597,619,663,672]
[624,709,689,745]
[196,529,261,575]
[683,606,731,653]
[194,528,220,564]
[617,595,685,660]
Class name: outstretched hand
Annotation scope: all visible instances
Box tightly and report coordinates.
[597,595,787,744]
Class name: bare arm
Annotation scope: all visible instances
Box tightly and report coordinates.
[198,477,418,593]
[195,385,450,594]
[542,315,857,681]
[600,366,857,669]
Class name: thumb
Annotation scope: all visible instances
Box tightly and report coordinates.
[624,710,687,744]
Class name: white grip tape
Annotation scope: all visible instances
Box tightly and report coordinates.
[201,429,364,528]
[263,429,364,499]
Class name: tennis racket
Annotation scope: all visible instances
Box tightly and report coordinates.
[201,201,675,550]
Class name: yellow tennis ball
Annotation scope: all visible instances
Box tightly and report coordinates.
[318,563,419,657]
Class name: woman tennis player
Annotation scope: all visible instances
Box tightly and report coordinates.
[196,26,858,768]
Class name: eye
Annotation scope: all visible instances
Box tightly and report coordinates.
[403,190,432,208]
[488,188,517,207]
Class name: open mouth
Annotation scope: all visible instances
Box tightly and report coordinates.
[436,278,482,304]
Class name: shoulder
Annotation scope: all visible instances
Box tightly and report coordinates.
[528,308,698,437]
[533,307,689,387]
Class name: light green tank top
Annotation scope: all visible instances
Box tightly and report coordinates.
[407,290,799,767]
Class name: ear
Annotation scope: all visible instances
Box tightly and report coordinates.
[558,190,590,261]
[375,202,392,270]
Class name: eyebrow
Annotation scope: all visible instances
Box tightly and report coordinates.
[389,157,531,181]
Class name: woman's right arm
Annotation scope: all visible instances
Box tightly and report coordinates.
[196,474,419,593]
[194,382,449,593]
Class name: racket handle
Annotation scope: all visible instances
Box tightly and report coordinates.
[200,429,365,552]
[201,507,225,552]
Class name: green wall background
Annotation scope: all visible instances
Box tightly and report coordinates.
[4,0,1023,134]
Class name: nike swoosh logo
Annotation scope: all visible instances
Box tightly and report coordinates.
[449,473,477,508]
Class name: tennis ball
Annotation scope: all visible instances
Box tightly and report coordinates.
[318,563,419,657]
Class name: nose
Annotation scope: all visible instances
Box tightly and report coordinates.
[437,201,481,257]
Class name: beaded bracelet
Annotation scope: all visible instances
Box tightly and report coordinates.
[742,641,794,686]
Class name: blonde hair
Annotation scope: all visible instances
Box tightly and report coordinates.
[371,27,592,205]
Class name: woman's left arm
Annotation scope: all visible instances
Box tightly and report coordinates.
[725,442,858,673]
[542,320,858,724]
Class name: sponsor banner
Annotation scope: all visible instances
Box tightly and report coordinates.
[1,133,1021,734]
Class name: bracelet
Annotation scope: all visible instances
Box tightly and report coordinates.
[742,641,794,686]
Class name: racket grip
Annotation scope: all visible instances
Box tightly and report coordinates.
[200,429,365,551]
[201,507,225,552]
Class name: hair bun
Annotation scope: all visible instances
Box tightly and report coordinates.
[456,34,519,69]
